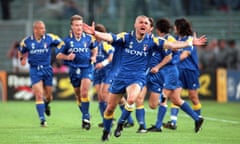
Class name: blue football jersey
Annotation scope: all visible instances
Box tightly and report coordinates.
[110,31,165,77]
[176,36,199,71]
[19,33,64,66]
[95,40,114,66]
[56,32,96,68]
[148,34,175,68]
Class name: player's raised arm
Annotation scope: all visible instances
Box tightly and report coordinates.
[83,23,113,43]
[164,33,207,50]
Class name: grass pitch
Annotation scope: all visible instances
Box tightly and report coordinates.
[0,100,239,144]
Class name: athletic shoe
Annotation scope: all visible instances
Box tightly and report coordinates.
[40,120,47,127]
[147,125,162,132]
[195,117,204,133]
[163,121,177,130]
[45,105,51,116]
[82,119,91,130]
[98,122,104,128]
[101,129,110,141]
[123,122,134,128]
[136,124,147,133]
[114,123,124,137]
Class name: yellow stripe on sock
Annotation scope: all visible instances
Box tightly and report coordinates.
[171,103,179,108]
[136,105,144,109]
[81,97,89,102]
[124,103,134,111]
[104,112,114,119]
[36,101,44,104]
[192,103,202,110]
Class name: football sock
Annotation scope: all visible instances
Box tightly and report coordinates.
[192,103,202,116]
[180,101,199,121]
[103,113,114,132]
[120,104,134,124]
[118,103,134,124]
[170,104,179,125]
[36,101,45,122]
[155,105,167,129]
[136,105,146,128]
[81,97,90,120]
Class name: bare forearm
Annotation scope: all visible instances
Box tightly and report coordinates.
[94,31,113,43]
[166,41,191,50]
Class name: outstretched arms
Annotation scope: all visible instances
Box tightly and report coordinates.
[83,22,113,43]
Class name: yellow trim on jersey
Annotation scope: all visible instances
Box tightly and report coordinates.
[153,37,160,45]
[186,36,193,44]
[36,101,44,104]
[136,105,144,109]
[171,103,179,108]
[48,33,60,40]
[192,103,202,110]
[20,37,27,47]
[81,97,89,102]
[104,112,114,119]
[57,41,65,49]
[103,42,114,53]
[166,35,177,43]
[116,32,126,41]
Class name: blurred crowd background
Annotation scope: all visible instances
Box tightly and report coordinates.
[1,0,240,73]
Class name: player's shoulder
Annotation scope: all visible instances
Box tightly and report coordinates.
[46,33,61,40]
[166,34,177,42]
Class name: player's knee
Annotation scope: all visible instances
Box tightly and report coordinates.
[149,102,158,109]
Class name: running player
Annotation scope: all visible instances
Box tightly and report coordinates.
[83,15,206,141]
[18,20,64,127]
[164,18,202,130]
[56,15,97,130]
[92,24,114,127]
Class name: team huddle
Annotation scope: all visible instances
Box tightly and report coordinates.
[18,14,207,142]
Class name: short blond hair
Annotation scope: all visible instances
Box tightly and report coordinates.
[70,15,83,25]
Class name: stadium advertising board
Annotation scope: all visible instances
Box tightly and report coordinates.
[227,70,240,102]
[6,73,76,100]
[3,71,217,101]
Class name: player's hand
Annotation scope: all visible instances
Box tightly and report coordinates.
[95,63,103,69]
[192,32,207,46]
[83,22,95,35]
[150,66,159,74]
[67,52,75,60]
[20,57,27,66]
[90,56,96,64]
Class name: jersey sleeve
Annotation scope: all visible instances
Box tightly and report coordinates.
[18,37,28,54]
[48,33,65,49]
[111,32,126,46]
[153,37,165,49]
[184,36,194,52]
[103,42,114,54]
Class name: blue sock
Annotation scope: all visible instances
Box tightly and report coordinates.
[170,107,179,125]
[155,105,167,129]
[194,109,201,115]
[180,102,199,121]
[120,105,134,124]
[104,118,113,132]
[118,108,131,124]
[136,107,146,128]
[81,101,90,120]
[36,103,45,122]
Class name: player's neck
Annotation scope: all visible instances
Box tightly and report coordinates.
[136,32,145,40]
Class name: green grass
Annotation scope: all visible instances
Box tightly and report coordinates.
[0,100,240,144]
